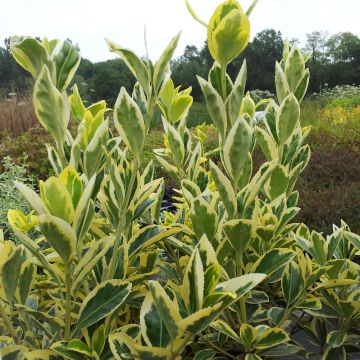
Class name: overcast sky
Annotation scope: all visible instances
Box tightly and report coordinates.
[1,0,359,62]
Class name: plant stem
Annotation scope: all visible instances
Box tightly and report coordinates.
[107,159,139,280]
[236,251,247,325]
[220,64,228,101]
[64,263,72,340]
[199,333,236,359]
[0,301,18,344]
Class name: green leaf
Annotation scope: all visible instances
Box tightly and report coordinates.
[226,60,247,125]
[326,331,346,349]
[153,32,181,94]
[17,259,36,304]
[209,160,237,218]
[190,197,218,243]
[216,273,267,307]
[252,249,295,276]
[194,349,217,360]
[275,61,290,103]
[91,325,106,356]
[254,326,289,349]
[285,47,305,92]
[223,218,253,254]
[255,126,277,162]
[148,281,182,340]
[72,237,113,293]
[51,340,91,359]
[10,36,49,79]
[114,87,145,159]
[294,68,310,103]
[211,320,241,341]
[76,280,131,331]
[282,261,303,306]
[38,214,77,263]
[164,121,185,167]
[210,8,250,65]
[40,177,75,223]
[183,248,204,313]
[208,62,233,98]
[140,293,171,347]
[343,230,360,249]
[106,39,150,98]
[58,166,83,209]
[2,247,26,304]
[69,84,86,121]
[276,93,300,144]
[54,40,80,91]
[223,116,253,185]
[33,65,69,144]
[263,164,289,200]
[84,120,108,178]
[240,323,257,346]
[197,76,227,140]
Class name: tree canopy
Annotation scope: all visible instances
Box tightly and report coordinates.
[1,29,360,103]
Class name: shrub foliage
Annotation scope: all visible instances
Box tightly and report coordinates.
[1,1,360,359]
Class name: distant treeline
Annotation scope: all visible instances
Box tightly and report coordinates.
[1,29,360,105]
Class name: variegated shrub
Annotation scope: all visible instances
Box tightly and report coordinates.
[1,1,360,359]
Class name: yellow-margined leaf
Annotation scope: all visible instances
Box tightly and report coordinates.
[39,177,75,223]
[58,166,83,209]
[106,39,150,98]
[285,47,305,92]
[209,160,237,218]
[148,281,182,340]
[72,237,114,293]
[69,84,86,122]
[2,246,26,304]
[53,40,81,91]
[190,197,218,243]
[14,181,48,216]
[252,249,295,276]
[75,280,131,331]
[38,214,77,263]
[255,126,277,162]
[226,60,247,125]
[275,61,290,103]
[10,36,49,79]
[183,248,204,313]
[33,65,70,144]
[223,218,254,254]
[223,116,253,185]
[114,87,145,159]
[140,292,171,347]
[197,76,227,140]
[276,93,300,144]
[211,320,241,342]
[153,32,181,94]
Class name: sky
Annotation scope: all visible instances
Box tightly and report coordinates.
[1,0,359,62]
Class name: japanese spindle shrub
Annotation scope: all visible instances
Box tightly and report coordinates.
[1,1,360,359]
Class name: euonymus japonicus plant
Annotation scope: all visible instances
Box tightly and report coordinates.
[1,1,360,359]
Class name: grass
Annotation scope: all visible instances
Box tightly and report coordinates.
[0,91,38,136]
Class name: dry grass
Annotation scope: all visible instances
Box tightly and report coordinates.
[0,92,38,136]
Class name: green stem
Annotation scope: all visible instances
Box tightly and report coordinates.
[199,333,236,359]
[220,64,228,101]
[236,251,247,325]
[107,159,139,280]
[0,301,18,344]
[64,263,72,340]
